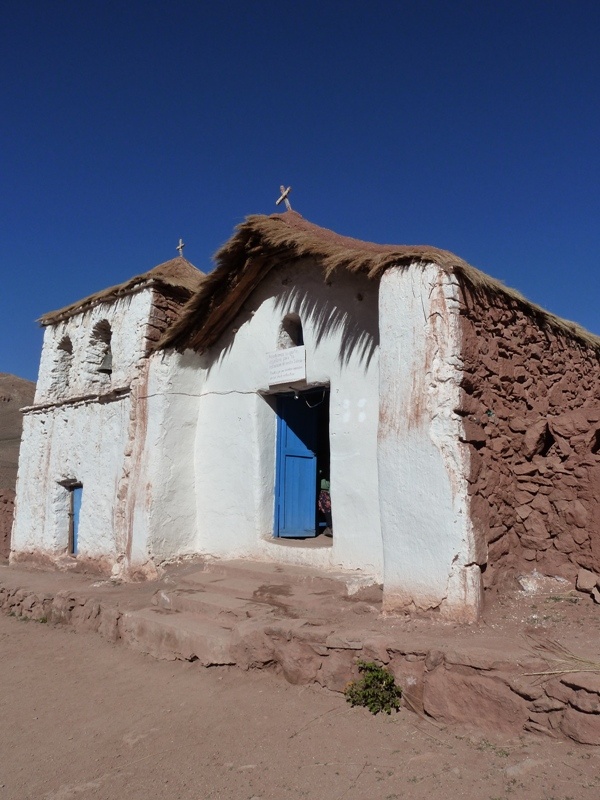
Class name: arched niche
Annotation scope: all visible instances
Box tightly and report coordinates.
[90,320,113,377]
[50,335,74,394]
[277,313,304,349]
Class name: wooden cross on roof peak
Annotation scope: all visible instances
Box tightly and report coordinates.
[276,185,292,211]
[176,238,185,257]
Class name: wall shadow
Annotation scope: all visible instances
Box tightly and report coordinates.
[198,264,380,377]
[272,284,378,370]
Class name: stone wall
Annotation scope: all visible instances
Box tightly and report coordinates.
[3,574,600,744]
[0,489,15,561]
[34,290,155,404]
[11,285,192,578]
[144,289,190,353]
[459,287,600,589]
[378,266,480,619]
[189,259,384,579]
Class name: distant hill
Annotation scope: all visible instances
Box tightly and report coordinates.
[0,373,35,489]
[0,373,35,559]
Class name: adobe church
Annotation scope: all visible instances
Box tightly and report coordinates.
[11,211,600,621]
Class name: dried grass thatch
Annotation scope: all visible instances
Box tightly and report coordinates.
[159,212,600,354]
[40,257,205,326]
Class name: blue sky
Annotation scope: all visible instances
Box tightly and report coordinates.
[2,1,599,381]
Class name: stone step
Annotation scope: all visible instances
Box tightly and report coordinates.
[179,573,297,601]
[202,558,313,577]
[173,573,358,622]
[179,576,335,620]
[184,561,351,598]
[152,588,269,620]
[120,608,235,665]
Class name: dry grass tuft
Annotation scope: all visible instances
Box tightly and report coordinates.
[525,633,600,677]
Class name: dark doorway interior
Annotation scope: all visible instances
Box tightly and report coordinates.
[275,388,330,539]
[68,484,82,555]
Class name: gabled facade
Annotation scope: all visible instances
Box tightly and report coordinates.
[12,213,600,621]
[11,257,204,578]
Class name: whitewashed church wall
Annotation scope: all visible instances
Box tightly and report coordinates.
[192,260,384,580]
[35,290,154,404]
[11,397,130,562]
[377,264,481,621]
[136,350,205,564]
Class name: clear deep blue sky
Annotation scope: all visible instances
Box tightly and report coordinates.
[2,1,599,381]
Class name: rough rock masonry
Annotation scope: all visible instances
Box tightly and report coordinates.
[460,288,600,589]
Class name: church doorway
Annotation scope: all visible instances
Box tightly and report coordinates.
[66,483,82,555]
[274,388,330,539]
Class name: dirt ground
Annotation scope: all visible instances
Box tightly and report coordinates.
[1,613,599,800]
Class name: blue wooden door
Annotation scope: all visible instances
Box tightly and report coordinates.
[275,395,318,537]
[72,486,82,554]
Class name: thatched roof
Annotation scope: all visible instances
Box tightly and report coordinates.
[159,212,600,353]
[40,257,205,326]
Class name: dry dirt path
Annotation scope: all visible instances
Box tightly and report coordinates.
[1,613,599,800]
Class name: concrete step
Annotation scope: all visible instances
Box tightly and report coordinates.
[120,608,235,664]
[152,588,269,620]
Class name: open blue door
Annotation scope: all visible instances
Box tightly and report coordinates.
[71,485,82,554]
[275,395,318,538]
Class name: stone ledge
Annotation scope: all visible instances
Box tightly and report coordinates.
[1,565,600,747]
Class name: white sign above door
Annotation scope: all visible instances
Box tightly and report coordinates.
[267,346,306,385]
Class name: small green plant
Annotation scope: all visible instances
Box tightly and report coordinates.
[344,660,402,715]
[476,738,510,757]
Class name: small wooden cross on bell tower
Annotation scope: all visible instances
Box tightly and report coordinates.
[176,238,185,257]
[276,185,292,211]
